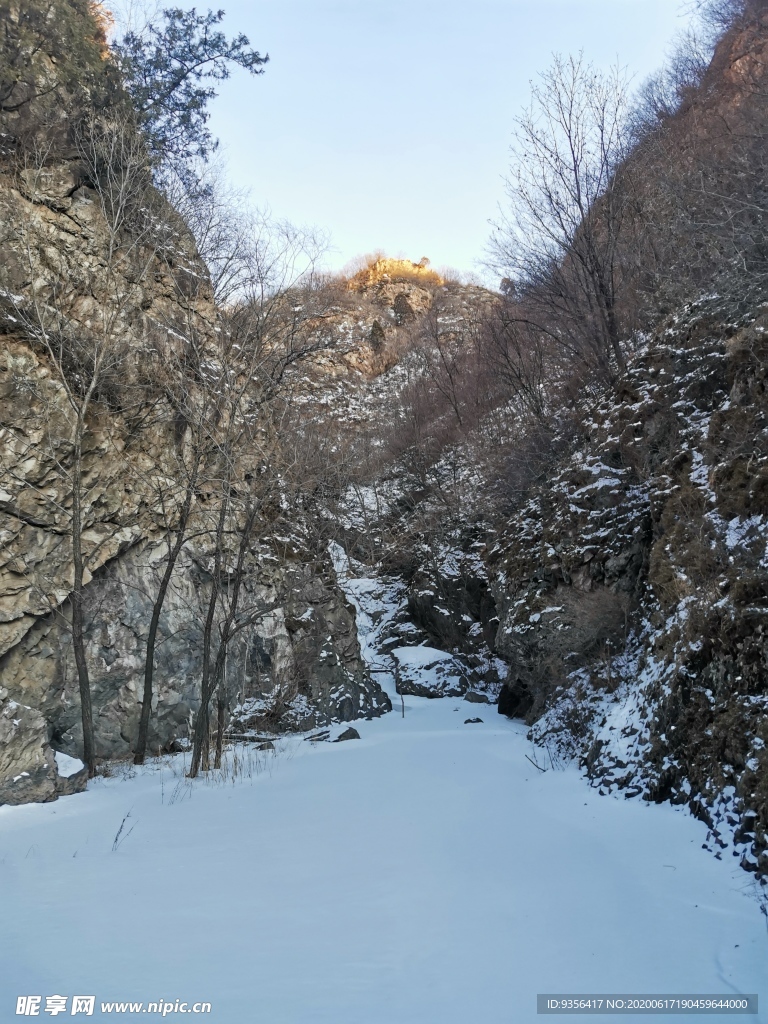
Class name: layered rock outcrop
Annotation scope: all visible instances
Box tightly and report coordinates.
[0,163,389,798]
[0,5,390,800]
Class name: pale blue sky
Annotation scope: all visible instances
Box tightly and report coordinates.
[202,0,692,275]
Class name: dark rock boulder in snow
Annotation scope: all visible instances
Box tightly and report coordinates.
[334,727,360,742]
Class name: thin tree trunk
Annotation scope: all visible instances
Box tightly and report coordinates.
[133,591,166,765]
[214,648,227,769]
[189,490,229,778]
[211,509,254,769]
[71,422,96,776]
[134,463,199,765]
[189,498,256,778]
[608,309,625,371]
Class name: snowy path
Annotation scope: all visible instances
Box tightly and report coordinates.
[1,565,766,1022]
[1,696,766,1022]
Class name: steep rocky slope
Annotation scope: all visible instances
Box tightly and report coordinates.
[0,159,389,801]
[491,297,768,878]
[0,2,389,803]
[272,261,768,887]
[311,286,768,885]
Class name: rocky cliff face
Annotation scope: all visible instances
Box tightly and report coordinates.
[467,298,765,880]
[0,110,389,803]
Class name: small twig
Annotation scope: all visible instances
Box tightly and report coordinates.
[112,810,137,851]
[525,753,547,773]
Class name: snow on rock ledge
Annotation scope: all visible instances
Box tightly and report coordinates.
[392,646,469,698]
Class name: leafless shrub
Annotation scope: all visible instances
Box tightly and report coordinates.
[629,28,713,141]
[689,0,750,33]
[488,54,634,379]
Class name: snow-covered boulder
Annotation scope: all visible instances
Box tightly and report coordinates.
[391,646,468,698]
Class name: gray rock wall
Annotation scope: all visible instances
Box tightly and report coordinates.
[0,158,389,801]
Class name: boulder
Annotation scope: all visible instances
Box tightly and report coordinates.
[392,646,468,698]
[0,695,58,805]
[464,690,490,704]
[334,727,360,742]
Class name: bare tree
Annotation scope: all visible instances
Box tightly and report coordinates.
[412,295,476,429]
[161,158,256,304]
[489,54,634,377]
[625,0,768,312]
[629,27,713,142]
[177,218,339,778]
[190,473,266,776]
[130,332,213,765]
[480,304,548,421]
[688,0,750,32]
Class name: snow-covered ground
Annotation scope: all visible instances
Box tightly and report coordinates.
[1,567,766,1022]
[1,696,765,1022]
